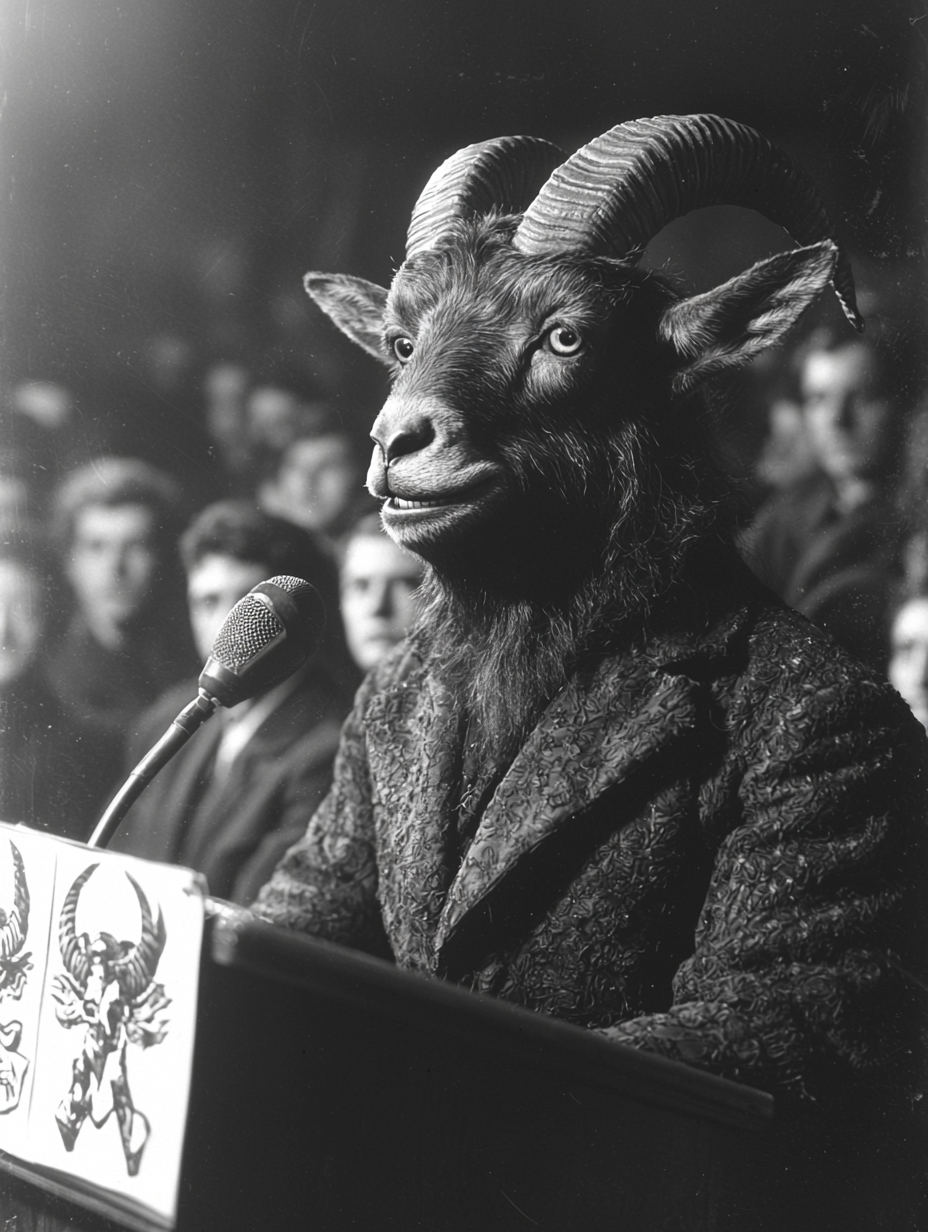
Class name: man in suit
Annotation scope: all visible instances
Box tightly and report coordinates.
[339,512,423,672]
[742,328,909,671]
[109,501,357,903]
[46,457,198,812]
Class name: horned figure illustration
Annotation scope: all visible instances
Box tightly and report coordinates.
[0,841,32,1114]
[52,864,170,1176]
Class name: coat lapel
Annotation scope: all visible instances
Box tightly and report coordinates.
[433,585,755,966]
[364,582,754,973]
[433,659,704,960]
[364,666,462,972]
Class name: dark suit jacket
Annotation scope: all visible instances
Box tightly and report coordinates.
[110,665,351,904]
[254,554,927,1104]
[44,613,198,816]
[0,667,97,840]
[741,471,904,671]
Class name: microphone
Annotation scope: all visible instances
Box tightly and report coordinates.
[88,575,325,848]
[198,575,326,707]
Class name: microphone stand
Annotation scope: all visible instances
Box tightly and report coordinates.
[85,573,318,850]
[88,691,218,849]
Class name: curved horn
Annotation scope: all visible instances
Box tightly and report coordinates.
[406,135,565,259]
[59,864,97,989]
[0,843,28,961]
[113,875,166,1001]
[514,114,862,331]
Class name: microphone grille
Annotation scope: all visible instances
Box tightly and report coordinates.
[266,574,308,593]
[211,595,283,668]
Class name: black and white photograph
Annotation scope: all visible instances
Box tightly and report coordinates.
[1,2,927,1228]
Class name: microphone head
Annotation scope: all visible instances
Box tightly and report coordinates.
[198,575,327,708]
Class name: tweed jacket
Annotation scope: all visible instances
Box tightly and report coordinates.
[111,664,351,904]
[254,558,927,1099]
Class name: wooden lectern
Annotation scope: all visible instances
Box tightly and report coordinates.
[3,903,925,1232]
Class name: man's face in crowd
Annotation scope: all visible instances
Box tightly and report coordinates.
[340,533,422,671]
[67,503,161,635]
[889,597,928,732]
[247,386,304,453]
[801,343,893,485]
[0,560,43,687]
[187,553,267,661]
[274,435,359,537]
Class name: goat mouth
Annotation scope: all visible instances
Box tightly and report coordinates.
[382,477,500,522]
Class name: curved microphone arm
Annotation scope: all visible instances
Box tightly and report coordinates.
[88,692,218,849]
[86,573,323,850]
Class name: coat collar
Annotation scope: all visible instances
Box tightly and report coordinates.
[365,564,758,972]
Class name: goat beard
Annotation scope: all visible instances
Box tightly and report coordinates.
[412,414,729,774]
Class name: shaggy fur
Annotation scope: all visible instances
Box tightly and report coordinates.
[308,215,834,775]
[393,222,732,770]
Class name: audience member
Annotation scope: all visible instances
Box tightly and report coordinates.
[258,417,372,554]
[0,538,95,837]
[894,396,928,594]
[245,364,332,458]
[742,327,908,670]
[888,587,928,732]
[44,458,197,809]
[340,513,423,671]
[751,392,818,497]
[108,501,356,902]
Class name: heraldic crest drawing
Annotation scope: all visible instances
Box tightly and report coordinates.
[0,841,32,1115]
[52,864,171,1176]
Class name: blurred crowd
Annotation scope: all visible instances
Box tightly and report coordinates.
[1,296,926,900]
[0,351,424,897]
[739,307,928,730]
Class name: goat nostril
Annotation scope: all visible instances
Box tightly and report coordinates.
[385,421,434,464]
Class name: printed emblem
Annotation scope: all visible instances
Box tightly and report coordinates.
[0,842,31,1114]
[52,865,170,1175]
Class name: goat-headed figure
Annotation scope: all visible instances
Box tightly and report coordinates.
[257,117,926,1124]
[307,115,861,761]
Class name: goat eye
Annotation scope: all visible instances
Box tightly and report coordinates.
[393,336,415,362]
[546,325,583,356]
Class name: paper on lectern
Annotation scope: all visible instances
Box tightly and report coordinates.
[0,821,205,1229]
[0,825,55,1146]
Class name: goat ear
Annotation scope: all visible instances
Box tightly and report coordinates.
[303,272,390,363]
[659,241,842,394]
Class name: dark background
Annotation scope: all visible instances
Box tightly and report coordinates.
[1,0,925,449]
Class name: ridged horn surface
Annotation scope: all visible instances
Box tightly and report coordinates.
[513,114,862,330]
[59,864,97,990]
[113,875,166,1000]
[0,843,28,960]
[406,136,565,259]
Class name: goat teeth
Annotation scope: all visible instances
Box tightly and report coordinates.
[392,496,445,510]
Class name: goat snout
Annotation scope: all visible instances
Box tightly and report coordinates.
[371,408,435,466]
[367,396,491,503]
[368,402,437,498]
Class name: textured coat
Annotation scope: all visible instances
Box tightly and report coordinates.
[254,557,926,1099]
